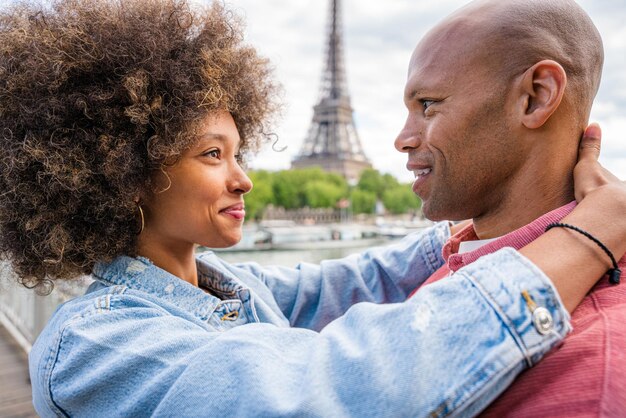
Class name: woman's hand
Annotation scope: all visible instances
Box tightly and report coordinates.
[569,123,626,258]
[520,123,626,313]
[574,123,626,202]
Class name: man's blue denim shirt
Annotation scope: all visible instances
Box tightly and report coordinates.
[29,223,570,417]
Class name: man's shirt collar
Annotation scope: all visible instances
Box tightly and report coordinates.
[444,201,577,272]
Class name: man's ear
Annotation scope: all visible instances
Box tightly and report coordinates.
[517,60,567,129]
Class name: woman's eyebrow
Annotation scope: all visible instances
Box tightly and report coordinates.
[197,133,227,142]
[194,133,242,150]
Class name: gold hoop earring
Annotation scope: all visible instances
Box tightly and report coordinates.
[136,203,145,235]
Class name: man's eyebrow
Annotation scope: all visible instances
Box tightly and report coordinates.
[405,90,422,101]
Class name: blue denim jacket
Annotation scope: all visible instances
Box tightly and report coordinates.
[29,223,570,417]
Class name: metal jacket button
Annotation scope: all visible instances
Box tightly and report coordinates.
[532,307,553,335]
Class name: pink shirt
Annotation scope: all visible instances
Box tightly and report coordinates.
[415,202,626,417]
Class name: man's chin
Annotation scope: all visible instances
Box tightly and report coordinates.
[421,202,463,222]
[421,202,442,221]
[422,212,447,222]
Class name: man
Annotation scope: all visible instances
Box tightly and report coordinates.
[396,0,625,415]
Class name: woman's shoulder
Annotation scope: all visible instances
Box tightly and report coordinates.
[36,281,204,341]
[28,283,217,417]
[29,282,206,368]
[53,282,173,319]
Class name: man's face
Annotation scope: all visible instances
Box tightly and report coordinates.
[395,26,525,222]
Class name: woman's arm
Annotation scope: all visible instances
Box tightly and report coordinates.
[221,221,449,330]
[32,250,568,418]
[521,124,626,313]
[227,125,623,330]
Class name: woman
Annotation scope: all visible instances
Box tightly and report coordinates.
[0,0,624,416]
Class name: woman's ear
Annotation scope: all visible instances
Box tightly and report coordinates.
[516,60,567,129]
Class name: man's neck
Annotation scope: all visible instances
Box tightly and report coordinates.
[472,156,575,239]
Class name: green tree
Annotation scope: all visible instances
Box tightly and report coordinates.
[304,181,345,208]
[244,167,417,216]
[271,168,349,209]
[381,173,400,190]
[350,189,376,214]
[272,170,303,209]
[356,168,385,198]
[356,169,400,199]
[382,184,422,214]
[245,170,275,220]
[323,172,349,197]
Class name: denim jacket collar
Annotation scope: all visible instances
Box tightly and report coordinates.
[92,254,246,322]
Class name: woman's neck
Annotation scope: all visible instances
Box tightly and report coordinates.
[136,233,199,286]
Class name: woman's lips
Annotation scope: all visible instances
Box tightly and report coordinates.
[220,204,246,220]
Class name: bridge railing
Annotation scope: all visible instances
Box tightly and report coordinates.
[0,262,89,353]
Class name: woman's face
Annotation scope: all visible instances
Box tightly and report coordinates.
[141,111,253,250]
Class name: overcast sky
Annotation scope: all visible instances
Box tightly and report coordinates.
[225,0,626,182]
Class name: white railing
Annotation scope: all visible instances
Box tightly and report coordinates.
[0,262,89,353]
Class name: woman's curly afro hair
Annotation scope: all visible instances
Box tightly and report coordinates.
[0,0,280,291]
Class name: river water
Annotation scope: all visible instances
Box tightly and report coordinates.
[208,238,399,267]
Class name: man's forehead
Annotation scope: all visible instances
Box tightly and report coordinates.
[406,11,497,90]
[407,25,471,81]
[403,50,450,101]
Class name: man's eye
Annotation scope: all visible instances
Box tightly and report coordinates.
[421,99,435,111]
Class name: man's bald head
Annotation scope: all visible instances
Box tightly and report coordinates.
[397,0,604,230]
[418,0,603,122]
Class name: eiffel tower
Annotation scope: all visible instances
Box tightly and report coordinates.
[291,0,372,183]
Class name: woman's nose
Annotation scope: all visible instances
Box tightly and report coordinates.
[228,162,253,195]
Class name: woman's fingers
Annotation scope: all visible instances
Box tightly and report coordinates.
[574,123,605,202]
[579,123,602,162]
[573,123,624,202]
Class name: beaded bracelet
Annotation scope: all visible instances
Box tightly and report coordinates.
[545,222,621,285]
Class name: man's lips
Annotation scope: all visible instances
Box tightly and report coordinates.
[220,203,246,220]
[407,162,433,194]
[412,167,432,178]
[406,162,433,179]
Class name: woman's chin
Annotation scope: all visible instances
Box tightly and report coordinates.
[202,234,242,249]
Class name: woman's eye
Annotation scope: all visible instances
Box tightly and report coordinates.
[205,149,220,159]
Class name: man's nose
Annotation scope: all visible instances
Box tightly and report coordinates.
[394,116,422,153]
